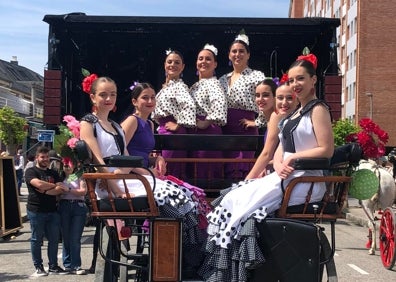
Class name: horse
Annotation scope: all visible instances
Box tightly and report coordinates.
[356,159,396,255]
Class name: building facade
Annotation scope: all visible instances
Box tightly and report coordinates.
[0,57,44,151]
[290,0,396,147]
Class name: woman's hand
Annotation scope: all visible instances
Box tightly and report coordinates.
[275,156,295,179]
[115,192,135,199]
[164,121,179,132]
[196,119,212,130]
[155,156,167,176]
[239,118,256,129]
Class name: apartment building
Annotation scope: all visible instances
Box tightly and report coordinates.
[290,0,396,147]
[0,57,44,150]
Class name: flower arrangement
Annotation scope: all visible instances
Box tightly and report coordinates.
[345,118,389,159]
[53,115,81,164]
[63,115,80,148]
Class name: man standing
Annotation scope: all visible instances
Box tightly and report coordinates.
[14,149,24,196]
[24,146,69,277]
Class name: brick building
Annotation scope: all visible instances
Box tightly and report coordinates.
[290,0,396,147]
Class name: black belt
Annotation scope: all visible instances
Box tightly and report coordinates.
[60,199,85,203]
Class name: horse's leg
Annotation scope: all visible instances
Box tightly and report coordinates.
[369,220,376,255]
[361,199,376,255]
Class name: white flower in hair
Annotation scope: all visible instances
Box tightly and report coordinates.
[203,43,218,56]
[235,34,249,46]
[165,48,172,55]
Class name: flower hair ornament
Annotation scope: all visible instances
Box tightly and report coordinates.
[296,47,318,70]
[81,68,98,94]
[165,48,172,56]
[279,73,289,85]
[203,43,218,56]
[62,157,74,168]
[235,29,249,46]
[130,81,139,91]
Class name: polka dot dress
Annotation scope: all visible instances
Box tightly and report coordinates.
[152,78,196,127]
[189,77,227,126]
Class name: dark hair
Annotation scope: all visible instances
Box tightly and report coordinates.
[229,39,250,54]
[256,79,277,96]
[90,77,116,94]
[166,50,184,64]
[35,146,50,156]
[289,59,316,77]
[131,82,155,100]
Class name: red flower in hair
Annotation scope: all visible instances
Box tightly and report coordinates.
[82,73,98,94]
[279,73,289,84]
[297,53,318,70]
[62,157,74,167]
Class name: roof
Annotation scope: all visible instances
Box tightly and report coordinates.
[43,13,340,121]
[0,59,43,83]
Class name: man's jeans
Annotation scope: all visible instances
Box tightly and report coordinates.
[27,210,60,267]
[16,169,23,194]
[59,200,88,269]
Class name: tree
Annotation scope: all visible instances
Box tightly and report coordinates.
[0,106,27,154]
[332,119,358,147]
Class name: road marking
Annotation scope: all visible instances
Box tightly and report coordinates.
[347,264,369,274]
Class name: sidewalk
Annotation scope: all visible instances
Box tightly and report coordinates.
[18,185,369,227]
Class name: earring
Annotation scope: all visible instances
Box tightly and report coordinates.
[112,105,117,112]
[180,72,183,78]
[196,70,199,76]
[228,60,232,67]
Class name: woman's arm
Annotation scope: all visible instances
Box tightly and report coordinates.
[284,104,334,164]
[275,104,334,179]
[80,121,109,172]
[245,112,283,180]
[120,115,138,146]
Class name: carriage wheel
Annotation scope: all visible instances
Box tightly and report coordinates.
[379,208,396,270]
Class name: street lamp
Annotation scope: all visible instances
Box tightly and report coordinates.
[365,92,373,119]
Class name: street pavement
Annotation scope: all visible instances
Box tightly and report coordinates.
[0,185,377,281]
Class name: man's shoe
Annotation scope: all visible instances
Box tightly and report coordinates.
[71,267,87,275]
[31,265,48,277]
[48,265,69,275]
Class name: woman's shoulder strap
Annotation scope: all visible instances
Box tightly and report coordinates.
[109,118,123,135]
[300,99,330,116]
[80,113,98,124]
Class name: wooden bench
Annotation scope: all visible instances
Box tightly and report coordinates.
[153,134,264,196]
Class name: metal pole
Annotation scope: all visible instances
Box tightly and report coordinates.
[366,92,373,119]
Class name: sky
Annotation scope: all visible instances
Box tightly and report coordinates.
[0,0,290,76]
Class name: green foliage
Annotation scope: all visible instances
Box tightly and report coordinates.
[0,106,27,146]
[333,119,359,146]
[53,124,75,161]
